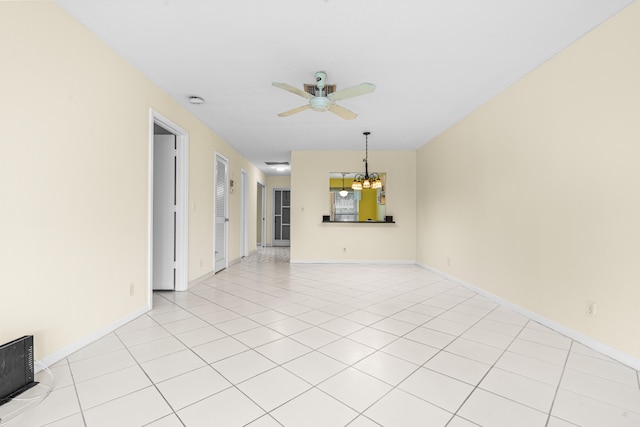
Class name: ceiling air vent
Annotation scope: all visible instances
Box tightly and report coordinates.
[303,84,336,96]
[265,162,290,166]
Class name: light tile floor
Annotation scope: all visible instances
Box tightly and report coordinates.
[3,248,640,426]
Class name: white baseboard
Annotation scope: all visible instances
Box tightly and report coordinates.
[36,305,149,370]
[418,263,640,371]
[290,259,416,265]
[188,270,217,288]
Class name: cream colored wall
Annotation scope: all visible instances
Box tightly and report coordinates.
[0,2,264,360]
[416,1,640,358]
[291,151,416,262]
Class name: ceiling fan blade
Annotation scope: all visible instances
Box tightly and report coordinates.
[278,105,311,117]
[328,82,376,101]
[328,103,357,120]
[272,82,313,99]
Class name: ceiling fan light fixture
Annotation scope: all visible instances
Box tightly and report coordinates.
[309,96,331,112]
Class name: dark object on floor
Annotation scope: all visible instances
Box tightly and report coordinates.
[0,335,39,406]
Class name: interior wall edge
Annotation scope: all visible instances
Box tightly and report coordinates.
[187,270,217,289]
[35,305,149,370]
[418,262,640,371]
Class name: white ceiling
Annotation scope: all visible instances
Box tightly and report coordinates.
[55,0,632,175]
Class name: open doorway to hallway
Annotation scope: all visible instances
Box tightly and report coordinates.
[149,110,188,299]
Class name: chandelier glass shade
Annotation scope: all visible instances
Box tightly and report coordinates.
[339,173,349,197]
[351,132,382,190]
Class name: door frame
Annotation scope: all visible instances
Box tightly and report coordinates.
[148,109,189,305]
[240,169,249,257]
[152,134,177,291]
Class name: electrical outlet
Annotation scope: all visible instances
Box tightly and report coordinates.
[447,257,451,266]
[586,301,597,317]
[129,283,135,297]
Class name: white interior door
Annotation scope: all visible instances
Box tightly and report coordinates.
[153,134,176,290]
[215,155,228,272]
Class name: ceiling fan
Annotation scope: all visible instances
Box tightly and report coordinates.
[272,71,376,120]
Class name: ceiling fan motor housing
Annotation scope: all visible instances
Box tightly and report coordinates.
[309,96,330,111]
[315,71,327,89]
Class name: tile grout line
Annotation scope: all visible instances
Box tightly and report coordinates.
[176,269,457,424]
[454,317,553,420]
[407,295,521,425]
[111,326,187,427]
[246,271,533,424]
[63,355,87,426]
[50,358,88,427]
[317,287,504,426]
[150,289,337,426]
[147,298,286,425]
[544,339,574,427]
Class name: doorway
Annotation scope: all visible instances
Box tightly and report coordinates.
[149,110,188,298]
[214,154,229,272]
[273,188,290,247]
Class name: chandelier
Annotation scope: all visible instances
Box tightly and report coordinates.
[351,131,382,190]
